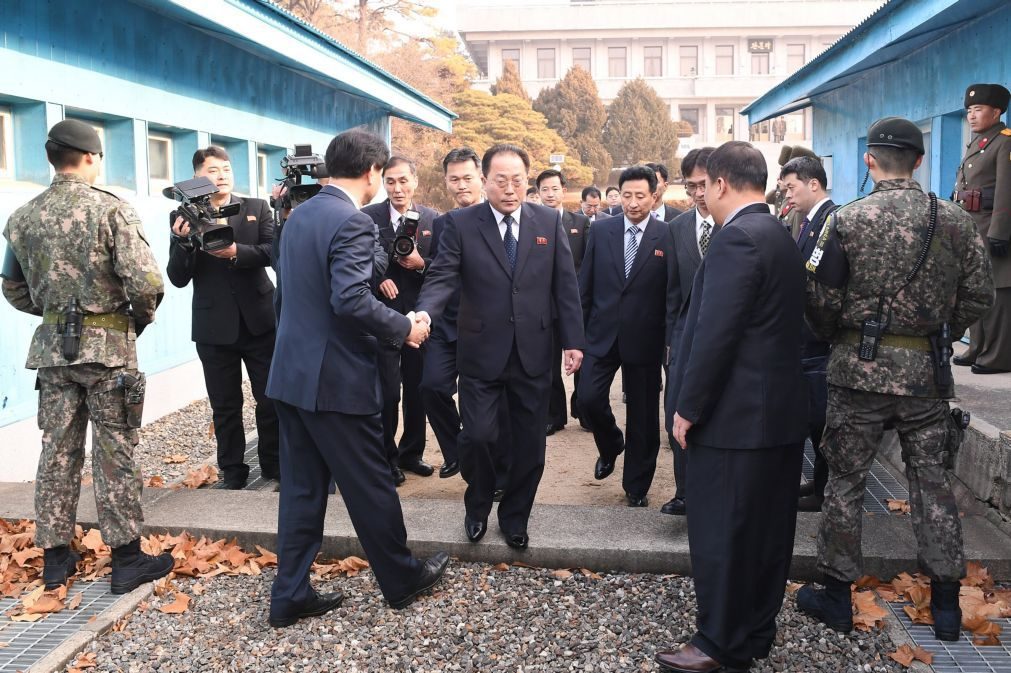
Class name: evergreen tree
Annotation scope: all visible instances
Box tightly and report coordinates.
[602,78,680,170]
[533,67,612,184]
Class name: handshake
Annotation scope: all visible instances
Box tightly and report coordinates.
[404,311,432,348]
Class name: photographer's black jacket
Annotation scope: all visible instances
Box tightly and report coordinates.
[362,200,438,314]
[167,195,276,345]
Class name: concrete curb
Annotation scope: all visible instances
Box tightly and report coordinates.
[875,593,933,673]
[25,583,154,673]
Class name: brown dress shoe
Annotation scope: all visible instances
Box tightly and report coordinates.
[655,644,745,672]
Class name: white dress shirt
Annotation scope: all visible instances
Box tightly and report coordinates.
[491,205,521,240]
[695,209,715,256]
[389,202,407,229]
[651,204,666,221]
[806,198,832,227]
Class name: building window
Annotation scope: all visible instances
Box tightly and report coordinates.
[715,45,734,76]
[644,46,663,77]
[537,48,556,79]
[147,134,172,193]
[679,45,698,76]
[679,106,701,135]
[716,106,736,142]
[787,44,807,72]
[572,47,591,73]
[786,110,807,141]
[0,107,13,179]
[608,47,627,77]
[751,52,769,75]
[502,48,520,76]
[257,152,268,199]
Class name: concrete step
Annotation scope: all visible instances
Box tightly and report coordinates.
[2,482,1009,581]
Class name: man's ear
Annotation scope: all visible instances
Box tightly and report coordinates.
[913,155,924,170]
[863,152,873,170]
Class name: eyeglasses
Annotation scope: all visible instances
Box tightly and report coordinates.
[492,176,527,190]
[684,182,704,193]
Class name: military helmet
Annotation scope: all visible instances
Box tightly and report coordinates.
[866,117,924,155]
[46,119,103,154]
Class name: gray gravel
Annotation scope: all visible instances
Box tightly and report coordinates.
[71,564,904,672]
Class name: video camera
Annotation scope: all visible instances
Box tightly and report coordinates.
[163,177,238,252]
[272,144,328,214]
[392,210,421,259]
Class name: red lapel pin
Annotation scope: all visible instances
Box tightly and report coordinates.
[536,236,548,245]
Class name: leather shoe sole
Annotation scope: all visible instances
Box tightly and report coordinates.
[439,461,460,478]
[594,458,615,480]
[389,551,450,609]
[972,364,1010,375]
[399,461,435,477]
[269,591,345,628]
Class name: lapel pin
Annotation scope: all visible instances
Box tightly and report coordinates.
[422,230,432,237]
[246,215,257,221]
[536,236,548,245]
[654,249,664,257]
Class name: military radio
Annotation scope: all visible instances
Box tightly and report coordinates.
[60,297,83,362]
[163,177,238,252]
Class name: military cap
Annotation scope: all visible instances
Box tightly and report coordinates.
[789,146,818,161]
[964,83,1010,112]
[866,116,924,155]
[46,119,103,154]
[777,145,793,166]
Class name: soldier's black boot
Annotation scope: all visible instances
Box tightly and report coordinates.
[43,546,82,590]
[110,539,174,594]
[931,581,962,641]
[797,575,853,633]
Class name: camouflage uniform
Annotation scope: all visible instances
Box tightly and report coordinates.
[806,178,993,582]
[2,173,164,549]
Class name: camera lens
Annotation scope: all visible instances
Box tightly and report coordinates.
[393,236,415,257]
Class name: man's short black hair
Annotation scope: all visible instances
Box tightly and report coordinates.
[605,186,619,196]
[482,144,530,176]
[681,147,716,179]
[384,155,417,176]
[581,186,602,201]
[536,169,566,188]
[618,165,658,193]
[525,186,538,196]
[45,141,86,171]
[442,147,480,174]
[325,130,390,180]
[192,146,230,172]
[868,146,919,175]
[706,141,768,192]
[779,156,827,190]
[645,162,669,182]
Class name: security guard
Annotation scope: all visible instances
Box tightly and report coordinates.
[1,120,174,593]
[798,117,994,641]
[952,83,1011,374]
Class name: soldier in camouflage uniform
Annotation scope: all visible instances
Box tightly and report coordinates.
[797,117,994,642]
[1,120,174,594]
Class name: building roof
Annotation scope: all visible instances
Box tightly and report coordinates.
[742,0,1004,123]
[138,0,455,132]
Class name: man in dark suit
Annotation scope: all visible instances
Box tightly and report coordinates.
[416,144,585,550]
[266,130,448,627]
[655,142,807,673]
[646,162,684,223]
[661,147,716,516]
[577,165,677,507]
[780,155,837,513]
[167,146,279,490]
[604,186,622,216]
[537,169,591,435]
[362,157,439,485]
[580,186,603,222]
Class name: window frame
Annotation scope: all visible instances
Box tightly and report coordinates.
[536,47,556,80]
[679,45,699,77]
[786,43,807,72]
[751,52,770,75]
[0,106,13,179]
[257,151,269,199]
[572,46,592,73]
[501,48,521,76]
[679,106,702,135]
[147,133,173,192]
[608,46,627,78]
[715,45,735,76]
[643,45,663,78]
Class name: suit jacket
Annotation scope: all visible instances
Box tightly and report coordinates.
[417,201,585,379]
[266,185,411,415]
[655,203,684,223]
[797,200,837,358]
[428,212,459,342]
[668,203,807,449]
[579,214,677,366]
[604,205,623,217]
[362,200,438,313]
[167,195,276,345]
[563,210,591,275]
[665,208,712,368]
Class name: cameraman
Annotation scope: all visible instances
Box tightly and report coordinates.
[362,156,438,484]
[167,146,279,489]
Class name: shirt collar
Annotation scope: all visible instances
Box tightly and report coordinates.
[695,208,714,227]
[652,204,664,218]
[724,201,767,225]
[330,184,361,210]
[389,201,406,224]
[623,215,648,232]
[807,198,831,223]
[490,204,521,226]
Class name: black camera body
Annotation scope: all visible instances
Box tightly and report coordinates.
[273,144,328,212]
[164,177,238,252]
[393,210,421,259]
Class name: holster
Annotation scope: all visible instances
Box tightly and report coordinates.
[928,332,955,399]
[943,408,969,470]
[955,189,981,212]
[59,300,83,362]
[117,371,146,429]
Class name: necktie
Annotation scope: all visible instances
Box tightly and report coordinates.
[396,215,406,234]
[624,224,639,278]
[797,217,811,243]
[700,221,712,257]
[503,214,518,272]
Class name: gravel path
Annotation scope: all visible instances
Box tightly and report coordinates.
[71,564,904,673]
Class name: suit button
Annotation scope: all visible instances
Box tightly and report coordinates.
[509,316,515,324]
[513,287,518,294]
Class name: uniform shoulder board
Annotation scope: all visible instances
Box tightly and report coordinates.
[1001,128,1011,136]
[89,185,122,201]
[805,211,849,289]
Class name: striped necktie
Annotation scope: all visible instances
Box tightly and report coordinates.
[624,224,639,278]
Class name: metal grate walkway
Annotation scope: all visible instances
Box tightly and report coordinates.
[801,441,910,514]
[887,602,1011,672]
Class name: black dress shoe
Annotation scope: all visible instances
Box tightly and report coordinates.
[626,493,649,507]
[797,494,824,512]
[391,466,406,486]
[399,460,435,477]
[952,354,974,367]
[661,497,686,516]
[465,516,487,542]
[546,423,565,436]
[972,363,1011,375]
[594,458,615,480]
[389,551,450,609]
[269,591,344,628]
[223,476,248,490]
[504,531,529,550]
[260,466,281,481]
[493,488,505,502]
[579,419,592,432]
[439,461,460,478]
[797,481,815,498]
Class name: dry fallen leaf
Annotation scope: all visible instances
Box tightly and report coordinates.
[157,592,191,614]
[68,650,98,672]
[551,569,573,581]
[181,465,219,489]
[9,612,44,622]
[578,568,602,580]
[68,593,83,610]
[145,475,166,488]
[886,499,911,514]
[852,590,889,632]
[887,644,933,667]
[786,582,804,595]
[493,563,510,571]
[163,454,189,464]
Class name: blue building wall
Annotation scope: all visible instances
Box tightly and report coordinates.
[0,0,419,425]
[812,3,1009,203]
